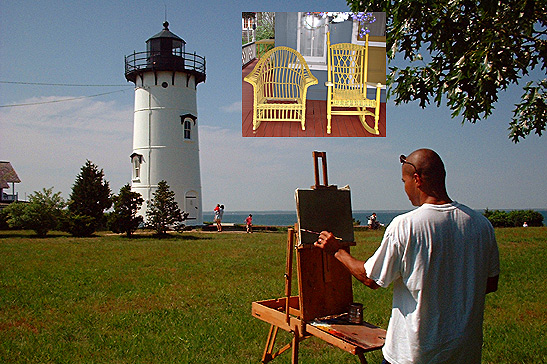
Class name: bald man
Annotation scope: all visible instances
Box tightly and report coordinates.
[315,149,499,364]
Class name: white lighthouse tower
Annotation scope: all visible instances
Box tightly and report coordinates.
[125,21,206,225]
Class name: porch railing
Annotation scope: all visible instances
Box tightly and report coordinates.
[242,42,256,68]
[1,192,18,202]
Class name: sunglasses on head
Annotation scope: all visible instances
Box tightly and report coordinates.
[400,155,419,175]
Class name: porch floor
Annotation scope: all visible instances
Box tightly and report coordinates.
[242,59,386,137]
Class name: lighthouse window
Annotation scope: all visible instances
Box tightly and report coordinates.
[184,119,192,139]
[134,159,140,179]
[131,154,143,181]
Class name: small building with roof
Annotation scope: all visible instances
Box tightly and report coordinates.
[0,161,21,204]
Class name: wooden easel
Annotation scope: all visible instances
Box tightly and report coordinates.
[252,152,385,363]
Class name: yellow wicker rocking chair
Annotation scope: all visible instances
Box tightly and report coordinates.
[326,32,382,135]
[244,46,318,131]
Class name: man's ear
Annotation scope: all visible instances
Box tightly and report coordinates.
[414,173,423,187]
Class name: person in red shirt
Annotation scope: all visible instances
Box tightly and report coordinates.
[245,214,253,233]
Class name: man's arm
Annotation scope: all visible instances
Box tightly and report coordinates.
[486,275,499,294]
[314,231,380,290]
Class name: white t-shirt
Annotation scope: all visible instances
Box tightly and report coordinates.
[364,202,500,364]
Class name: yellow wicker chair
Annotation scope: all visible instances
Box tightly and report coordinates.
[326,32,382,134]
[244,46,318,131]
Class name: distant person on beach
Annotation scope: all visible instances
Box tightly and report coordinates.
[214,204,219,216]
[368,212,380,229]
[314,149,500,364]
[216,204,224,232]
[214,204,221,231]
[245,214,253,233]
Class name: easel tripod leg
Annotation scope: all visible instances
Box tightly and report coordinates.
[291,325,300,364]
[262,324,279,363]
[357,351,368,364]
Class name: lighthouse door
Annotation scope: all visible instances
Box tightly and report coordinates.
[185,192,198,221]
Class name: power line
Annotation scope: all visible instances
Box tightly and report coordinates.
[0,89,128,108]
[0,80,130,87]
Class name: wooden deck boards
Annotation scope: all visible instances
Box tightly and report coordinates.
[242,60,386,138]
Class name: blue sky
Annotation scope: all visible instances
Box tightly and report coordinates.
[1,0,546,212]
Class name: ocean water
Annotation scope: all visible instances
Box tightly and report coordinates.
[204,209,547,227]
[207,210,409,227]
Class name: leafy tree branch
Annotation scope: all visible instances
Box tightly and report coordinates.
[349,0,546,142]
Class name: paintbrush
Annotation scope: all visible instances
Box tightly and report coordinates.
[300,229,354,245]
[300,228,341,239]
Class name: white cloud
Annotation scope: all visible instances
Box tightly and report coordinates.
[3,95,545,213]
[220,101,242,113]
[198,126,401,211]
[3,96,399,212]
[0,96,133,200]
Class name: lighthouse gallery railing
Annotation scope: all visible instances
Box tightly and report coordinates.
[125,51,206,83]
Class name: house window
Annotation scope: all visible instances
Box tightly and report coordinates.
[242,17,254,30]
[297,12,327,65]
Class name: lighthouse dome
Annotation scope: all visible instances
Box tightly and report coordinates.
[146,21,186,55]
[124,22,206,84]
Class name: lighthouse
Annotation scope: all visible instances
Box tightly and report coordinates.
[125,21,206,225]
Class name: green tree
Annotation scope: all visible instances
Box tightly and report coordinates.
[63,214,97,237]
[146,180,182,235]
[67,160,112,236]
[3,188,65,237]
[348,0,547,142]
[256,12,275,41]
[508,210,544,227]
[483,209,510,228]
[108,184,144,237]
[484,208,544,227]
[0,208,9,230]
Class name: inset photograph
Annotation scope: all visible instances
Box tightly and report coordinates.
[242,12,386,137]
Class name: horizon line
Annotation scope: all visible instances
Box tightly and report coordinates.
[206,208,547,214]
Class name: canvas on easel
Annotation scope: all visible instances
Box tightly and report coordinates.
[295,187,354,245]
[294,153,355,322]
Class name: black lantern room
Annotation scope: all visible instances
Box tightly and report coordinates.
[125,21,206,84]
[146,21,185,67]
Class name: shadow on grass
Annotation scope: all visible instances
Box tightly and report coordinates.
[117,233,213,241]
[0,230,212,241]
[0,231,72,239]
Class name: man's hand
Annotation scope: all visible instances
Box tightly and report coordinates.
[314,231,380,290]
[314,231,342,254]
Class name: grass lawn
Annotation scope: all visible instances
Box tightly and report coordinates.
[0,227,546,363]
